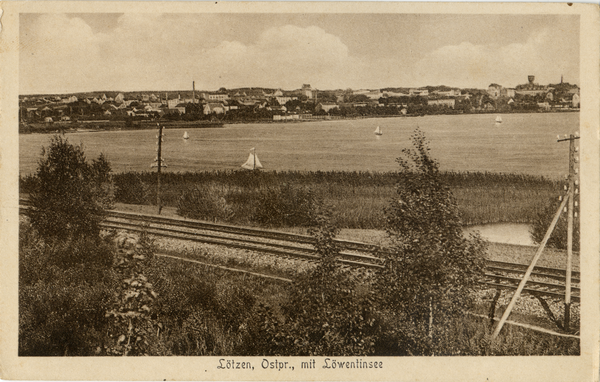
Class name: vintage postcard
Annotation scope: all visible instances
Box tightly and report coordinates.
[1,1,599,381]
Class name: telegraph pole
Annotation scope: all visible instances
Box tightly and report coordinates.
[558,133,580,330]
[492,132,579,339]
[153,123,165,215]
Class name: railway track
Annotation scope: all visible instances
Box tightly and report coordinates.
[19,201,580,302]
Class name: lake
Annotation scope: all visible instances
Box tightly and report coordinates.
[464,223,534,246]
[19,113,579,178]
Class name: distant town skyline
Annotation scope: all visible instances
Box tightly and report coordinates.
[20,13,579,95]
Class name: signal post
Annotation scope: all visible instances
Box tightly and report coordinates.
[492,133,579,339]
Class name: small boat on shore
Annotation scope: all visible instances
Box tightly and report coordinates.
[374,126,383,136]
[241,147,263,170]
[495,116,503,124]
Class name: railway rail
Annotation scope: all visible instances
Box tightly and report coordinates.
[19,201,580,303]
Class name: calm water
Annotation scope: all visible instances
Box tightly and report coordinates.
[19,113,578,177]
[464,223,534,246]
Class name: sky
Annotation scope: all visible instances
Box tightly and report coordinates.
[19,13,580,95]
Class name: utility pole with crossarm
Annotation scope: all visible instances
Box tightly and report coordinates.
[492,133,580,339]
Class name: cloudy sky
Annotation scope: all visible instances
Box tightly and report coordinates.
[19,13,579,94]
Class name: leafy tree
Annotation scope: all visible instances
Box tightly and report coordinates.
[531,196,580,252]
[346,94,369,103]
[246,207,382,356]
[377,128,486,354]
[27,135,114,242]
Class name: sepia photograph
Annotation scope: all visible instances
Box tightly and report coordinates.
[1,1,599,381]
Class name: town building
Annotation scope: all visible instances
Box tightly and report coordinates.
[433,89,460,97]
[315,102,338,113]
[409,88,429,97]
[487,84,502,98]
[302,84,313,99]
[206,93,229,102]
[204,102,226,115]
[275,96,295,105]
[501,88,516,98]
[167,98,180,109]
[382,91,409,98]
[572,93,580,108]
[364,90,382,100]
[428,99,456,108]
[515,75,549,96]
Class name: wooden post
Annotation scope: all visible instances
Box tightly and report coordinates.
[157,123,163,215]
[491,194,569,340]
[558,134,579,331]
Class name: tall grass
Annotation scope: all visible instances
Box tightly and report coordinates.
[104,170,561,228]
[21,170,560,227]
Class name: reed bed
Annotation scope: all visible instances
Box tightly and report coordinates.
[108,170,560,228]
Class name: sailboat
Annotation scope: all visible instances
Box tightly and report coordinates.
[183,131,190,140]
[241,147,263,170]
[495,116,503,124]
[374,126,383,136]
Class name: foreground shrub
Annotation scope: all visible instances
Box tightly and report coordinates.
[114,173,150,205]
[177,185,234,222]
[244,208,383,356]
[377,128,487,355]
[177,182,319,228]
[251,185,319,227]
[19,223,117,356]
[27,135,114,242]
[147,258,258,356]
[104,232,159,356]
[531,196,580,251]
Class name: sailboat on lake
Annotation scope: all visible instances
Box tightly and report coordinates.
[495,116,503,124]
[374,126,383,136]
[241,147,263,170]
[183,131,190,140]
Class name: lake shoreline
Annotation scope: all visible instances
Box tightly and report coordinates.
[18,109,579,135]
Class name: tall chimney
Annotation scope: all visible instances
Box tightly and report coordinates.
[193,81,196,104]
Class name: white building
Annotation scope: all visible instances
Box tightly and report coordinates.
[428,99,456,108]
[409,88,429,97]
[302,84,313,99]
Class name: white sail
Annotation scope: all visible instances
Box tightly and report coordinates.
[241,148,263,170]
[495,116,502,123]
[374,126,382,135]
[183,131,189,139]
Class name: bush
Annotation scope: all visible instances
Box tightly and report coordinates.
[531,196,580,251]
[104,232,159,356]
[377,128,487,355]
[27,135,114,242]
[147,258,258,356]
[244,208,383,356]
[251,185,319,228]
[19,223,117,356]
[177,185,235,222]
[114,173,150,205]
